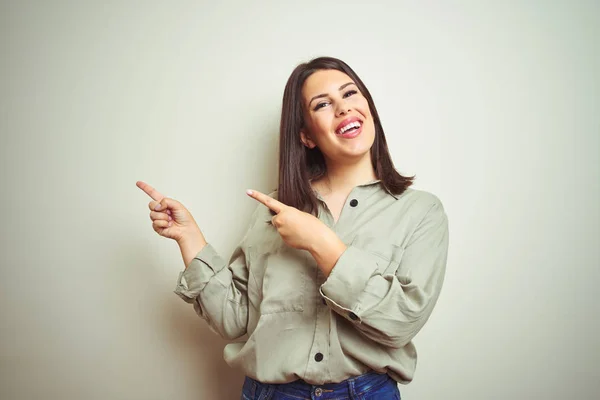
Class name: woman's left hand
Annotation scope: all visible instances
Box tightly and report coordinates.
[247,189,347,276]
[246,189,330,252]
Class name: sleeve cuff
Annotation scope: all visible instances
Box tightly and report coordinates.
[174,243,226,302]
[319,246,382,323]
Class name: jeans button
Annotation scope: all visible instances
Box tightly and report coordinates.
[315,387,323,397]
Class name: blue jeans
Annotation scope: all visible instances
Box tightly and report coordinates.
[241,371,401,400]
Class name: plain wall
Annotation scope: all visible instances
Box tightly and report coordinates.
[1,1,598,399]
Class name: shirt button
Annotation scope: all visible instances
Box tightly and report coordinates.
[315,388,323,397]
[314,352,324,362]
[350,199,359,207]
[349,312,359,321]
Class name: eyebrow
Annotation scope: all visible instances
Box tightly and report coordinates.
[308,82,356,108]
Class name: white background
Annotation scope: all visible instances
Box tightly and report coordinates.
[1,1,598,399]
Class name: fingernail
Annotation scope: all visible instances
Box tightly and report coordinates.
[246,189,253,195]
[168,216,172,221]
[154,203,161,211]
[168,221,172,227]
[166,210,171,215]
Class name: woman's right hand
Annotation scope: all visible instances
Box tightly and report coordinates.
[136,181,204,244]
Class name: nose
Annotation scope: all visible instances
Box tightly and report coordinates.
[335,99,351,117]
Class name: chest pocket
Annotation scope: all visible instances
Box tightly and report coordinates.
[350,234,410,298]
[249,244,306,314]
[351,234,405,274]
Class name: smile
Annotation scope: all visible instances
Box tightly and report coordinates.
[335,117,363,138]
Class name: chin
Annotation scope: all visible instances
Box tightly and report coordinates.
[348,134,375,156]
[342,143,373,160]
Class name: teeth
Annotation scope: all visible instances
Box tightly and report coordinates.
[338,121,361,134]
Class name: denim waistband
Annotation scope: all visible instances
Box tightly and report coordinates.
[244,370,392,399]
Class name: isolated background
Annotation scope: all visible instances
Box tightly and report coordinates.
[1,1,599,399]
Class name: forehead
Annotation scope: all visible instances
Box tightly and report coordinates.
[302,69,354,97]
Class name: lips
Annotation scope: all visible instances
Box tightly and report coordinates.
[335,116,363,135]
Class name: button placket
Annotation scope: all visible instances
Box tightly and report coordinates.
[304,274,331,382]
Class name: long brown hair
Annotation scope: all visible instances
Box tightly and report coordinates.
[277,56,414,216]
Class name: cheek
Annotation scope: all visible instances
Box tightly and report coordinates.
[311,114,333,134]
[356,98,372,117]
[366,119,376,136]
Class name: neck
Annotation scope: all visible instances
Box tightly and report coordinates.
[319,153,377,193]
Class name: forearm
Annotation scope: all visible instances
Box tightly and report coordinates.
[308,228,347,277]
[174,243,249,340]
[178,229,208,267]
[320,201,449,348]
[319,245,444,349]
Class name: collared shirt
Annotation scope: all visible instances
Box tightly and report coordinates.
[174,181,449,385]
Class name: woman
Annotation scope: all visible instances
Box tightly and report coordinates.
[137,57,449,400]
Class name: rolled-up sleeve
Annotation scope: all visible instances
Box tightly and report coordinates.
[320,200,449,349]
[174,209,259,340]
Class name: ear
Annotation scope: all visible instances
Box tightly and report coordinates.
[300,130,317,149]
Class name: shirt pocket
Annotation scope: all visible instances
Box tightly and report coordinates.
[350,235,410,299]
[351,234,405,275]
[252,246,306,314]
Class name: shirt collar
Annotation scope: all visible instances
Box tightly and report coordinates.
[360,179,399,200]
[312,179,399,201]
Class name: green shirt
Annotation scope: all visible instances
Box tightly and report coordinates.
[174,180,449,385]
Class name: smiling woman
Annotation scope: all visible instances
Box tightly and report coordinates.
[277,58,415,223]
[137,56,449,400]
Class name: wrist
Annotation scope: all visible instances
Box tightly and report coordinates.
[308,225,331,254]
[309,227,346,277]
[178,228,207,268]
[178,227,205,246]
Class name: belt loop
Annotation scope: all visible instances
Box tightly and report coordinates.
[348,376,358,399]
[259,384,275,400]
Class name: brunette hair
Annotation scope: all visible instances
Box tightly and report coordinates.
[277,56,414,216]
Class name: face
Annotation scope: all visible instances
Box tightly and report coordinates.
[300,69,375,163]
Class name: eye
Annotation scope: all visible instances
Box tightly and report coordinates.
[314,101,329,111]
[343,89,358,98]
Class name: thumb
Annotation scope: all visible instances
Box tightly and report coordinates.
[154,197,177,211]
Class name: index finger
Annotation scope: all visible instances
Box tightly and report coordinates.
[246,190,285,214]
[136,181,165,201]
